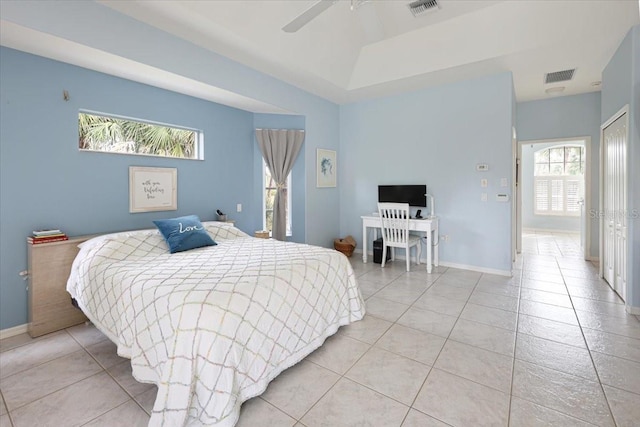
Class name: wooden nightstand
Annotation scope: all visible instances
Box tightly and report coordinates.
[27,235,94,337]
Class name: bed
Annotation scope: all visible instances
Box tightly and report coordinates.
[67,221,365,426]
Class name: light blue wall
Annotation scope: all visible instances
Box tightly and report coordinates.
[601,25,640,310]
[516,92,601,258]
[602,29,633,120]
[0,47,259,329]
[252,114,306,243]
[1,2,343,330]
[521,142,582,232]
[339,73,514,273]
[1,0,341,249]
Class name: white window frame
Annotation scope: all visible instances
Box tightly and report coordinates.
[262,160,292,237]
[533,145,584,217]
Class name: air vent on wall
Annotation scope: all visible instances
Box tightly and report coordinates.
[408,0,440,17]
[545,69,576,84]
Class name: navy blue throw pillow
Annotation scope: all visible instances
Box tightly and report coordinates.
[153,215,216,253]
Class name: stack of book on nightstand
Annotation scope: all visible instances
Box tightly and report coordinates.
[28,229,69,244]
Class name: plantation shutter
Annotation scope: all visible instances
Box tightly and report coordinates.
[535,179,549,213]
[566,179,581,213]
[551,179,564,212]
[534,177,580,216]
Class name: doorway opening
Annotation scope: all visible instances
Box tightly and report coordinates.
[516,137,591,260]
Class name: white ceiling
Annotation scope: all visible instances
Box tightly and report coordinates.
[97,0,639,103]
[1,0,639,111]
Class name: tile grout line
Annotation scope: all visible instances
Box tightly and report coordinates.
[67,327,151,420]
[296,264,405,425]
[0,389,14,427]
[1,329,115,419]
[556,256,619,426]
[404,271,483,423]
[506,258,525,427]
[302,265,458,427]
[346,265,433,425]
[517,233,623,426]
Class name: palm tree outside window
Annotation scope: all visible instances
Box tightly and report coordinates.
[78,112,202,159]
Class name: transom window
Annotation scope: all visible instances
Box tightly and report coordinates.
[263,161,292,237]
[78,111,203,159]
[534,145,584,216]
[534,145,584,176]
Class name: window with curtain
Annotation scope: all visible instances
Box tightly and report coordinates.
[263,160,292,236]
[534,145,584,216]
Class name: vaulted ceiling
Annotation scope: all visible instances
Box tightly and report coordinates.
[1,0,639,110]
[98,0,639,103]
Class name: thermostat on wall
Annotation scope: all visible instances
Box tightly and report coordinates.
[476,163,489,171]
[496,194,510,202]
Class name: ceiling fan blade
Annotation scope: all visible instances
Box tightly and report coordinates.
[282,0,338,33]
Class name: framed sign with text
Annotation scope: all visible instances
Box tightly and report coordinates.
[129,166,177,213]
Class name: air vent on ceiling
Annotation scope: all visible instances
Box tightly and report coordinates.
[408,0,440,17]
[545,69,576,84]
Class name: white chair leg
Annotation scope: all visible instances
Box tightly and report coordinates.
[381,245,387,268]
[417,243,422,265]
[406,247,410,272]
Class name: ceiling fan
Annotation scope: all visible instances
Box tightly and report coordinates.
[282,0,370,33]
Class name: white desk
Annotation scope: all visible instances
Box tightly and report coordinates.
[361,215,439,273]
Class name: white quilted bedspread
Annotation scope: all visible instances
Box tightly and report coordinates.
[67,222,365,426]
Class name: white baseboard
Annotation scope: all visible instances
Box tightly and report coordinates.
[522,228,580,234]
[0,323,28,340]
[438,261,512,277]
[352,249,512,277]
[626,305,640,315]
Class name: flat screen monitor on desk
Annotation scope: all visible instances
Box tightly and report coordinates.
[378,185,427,207]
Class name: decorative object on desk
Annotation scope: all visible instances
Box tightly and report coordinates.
[28,229,69,244]
[425,194,435,217]
[216,209,227,222]
[129,166,177,213]
[316,148,337,188]
[256,128,305,241]
[334,235,356,257]
[255,230,270,239]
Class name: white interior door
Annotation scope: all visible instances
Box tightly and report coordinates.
[602,111,628,301]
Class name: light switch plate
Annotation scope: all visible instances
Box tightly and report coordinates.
[481,193,488,202]
[237,203,242,212]
[481,179,488,188]
[500,178,508,187]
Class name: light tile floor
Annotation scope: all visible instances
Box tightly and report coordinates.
[1,231,639,426]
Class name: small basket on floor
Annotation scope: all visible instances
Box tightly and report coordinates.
[334,235,356,257]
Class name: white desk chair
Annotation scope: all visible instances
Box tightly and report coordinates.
[377,202,422,272]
